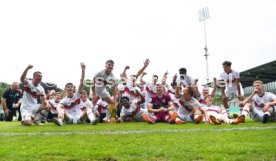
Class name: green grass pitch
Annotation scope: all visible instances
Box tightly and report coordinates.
[0,119,275,161]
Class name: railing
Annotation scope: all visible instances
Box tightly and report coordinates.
[243,81,276,97]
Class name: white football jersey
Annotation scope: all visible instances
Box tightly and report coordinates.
[121,84,141,102]
[202,105,221,114]
[97,99,108,114]
[251,92,276,108]
[77,99,93,115]
[220,70,240,90]
[21,80,46,111]
[178,97,201,113]
[60,93,81,115]
[94,70,116,94]
[177,75,195,87]
[120,100,140,117]
[49,99,60,114]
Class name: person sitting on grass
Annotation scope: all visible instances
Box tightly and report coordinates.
[142,83,175,124]
[119,90,149,122]
[171,86,208,124]
[239,80,276,123]
[53,63,97,126]
[203,95,244,125]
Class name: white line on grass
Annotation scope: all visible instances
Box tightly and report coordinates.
[0,126,275,136]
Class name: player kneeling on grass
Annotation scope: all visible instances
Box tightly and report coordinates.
[20,65,51,126]
[119,90,149,122]
[170,86,208,124]
[203,95,244,125]
[142,84,175,124]
[239,80,276,123]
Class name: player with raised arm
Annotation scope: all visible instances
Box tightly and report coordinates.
[53,63,91,126]
[20,65,51,126]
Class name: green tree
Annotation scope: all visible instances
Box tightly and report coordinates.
[0,82,10,97]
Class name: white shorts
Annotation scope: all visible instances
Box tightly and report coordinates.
[225,88,244,98]
[206,111,220,118]
[21,104,40,121]
[178,113,193,122]
[250,106,276,122]
[133,109,149,122]
[66,114,83,124]
[96,89,111,99]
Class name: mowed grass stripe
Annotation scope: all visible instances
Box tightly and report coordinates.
[1,126,275,136]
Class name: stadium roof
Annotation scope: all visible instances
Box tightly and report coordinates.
[240,60,276,87]
[202,60,276,88]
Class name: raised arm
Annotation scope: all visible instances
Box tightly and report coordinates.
[175,82,182,99]
[210,77,217,98]
[161,70,169,85]
[139,72,147,85]
[193,79,200,98]
[121,65,130,79]
[135,59,150,78]
[20,65,33,84]
[171,73,177,88]
[78,62,85,93]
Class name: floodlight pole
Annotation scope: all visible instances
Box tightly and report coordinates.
[199,7,210,83]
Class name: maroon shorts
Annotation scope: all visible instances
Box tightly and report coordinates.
[154,111,170,122]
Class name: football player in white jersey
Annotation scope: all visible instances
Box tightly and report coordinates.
[53,63,87,126]
[194,78,217,105]
[20,65,51,126]
[95,99,109,123]
[34,92,63,124]
[92,60,119,123]
[176,68,196,87]
[203,95,244,125]
[118,65,130,95]
[220,61,244,118]
[47,92,62,121]
[240,80,276,123]
[144,75,158,110]
[119,59,150,103]
[78,90,97,124]
[119,90,148,122]
[137,72,147,91]
[172,86,208,124]
[119,59,150,87]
